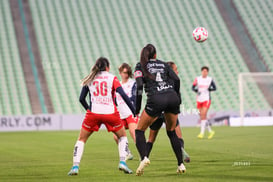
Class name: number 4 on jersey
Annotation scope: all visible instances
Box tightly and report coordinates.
[156,72,163,82]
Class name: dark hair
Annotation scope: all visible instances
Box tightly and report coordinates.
[201,66,209,72]
[95,57,110,71]
[140,44,156,79]
[81,57,110,86]
[119,63,133,78]
[167,61,175,69]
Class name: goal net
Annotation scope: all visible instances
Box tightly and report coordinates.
[238,72,273,126]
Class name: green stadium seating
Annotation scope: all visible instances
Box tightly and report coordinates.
[28,0,271,113]
[0,0,32,115]
[234,0,273,71]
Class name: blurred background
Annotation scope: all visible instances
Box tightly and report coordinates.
[0,0,272,130]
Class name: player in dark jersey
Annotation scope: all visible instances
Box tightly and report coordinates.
[134,44,186,175]
[146,61,190,163]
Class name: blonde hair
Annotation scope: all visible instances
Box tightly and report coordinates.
[81,57,110,86]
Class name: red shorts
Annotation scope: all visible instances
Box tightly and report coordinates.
[82,110,123,132]
[197,100,211,109]
[121,115,138,129]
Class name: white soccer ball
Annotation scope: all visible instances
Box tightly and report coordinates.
[192,27,208,42]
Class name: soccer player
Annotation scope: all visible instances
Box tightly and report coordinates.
[67,57,136,175]
[146,61,190,163]
[192,66,217,139]
[114,63,138,160]
[134,44,186,175]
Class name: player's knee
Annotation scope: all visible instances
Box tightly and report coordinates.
[114,128,127,138]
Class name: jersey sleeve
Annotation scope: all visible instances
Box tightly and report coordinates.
[167,64,180,95]
[79,86,90,110]
[192,77,197,86]
[112,76,122,90]
[134,62,143,79]
[116,87,136,116]
[134,63,143,115]
[130,82,137,106]
[192,77,198,92]
[209,79,217,91]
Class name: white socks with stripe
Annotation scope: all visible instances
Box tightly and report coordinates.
[200,120,206,134]
[200,120,212,134]
[207,122,212,133]
[118,136,128,162]
[73,140,85,167]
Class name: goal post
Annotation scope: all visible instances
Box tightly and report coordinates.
[238,72,273,126]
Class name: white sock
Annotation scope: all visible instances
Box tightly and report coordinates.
[207,122,212,132]
[118,136,128,162]
[73,140,85,167]
[200,120,206,134]
[127,147,132,155]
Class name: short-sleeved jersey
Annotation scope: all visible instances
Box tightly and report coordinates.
[116,79,136,119]
[88,71,121,114]
[134,60,175,96]
[192,76,214,102]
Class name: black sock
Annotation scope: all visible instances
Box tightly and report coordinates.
[178,138,184,149]
[135,129,147,160]
[146,142,154,158]
[167,130,183,165]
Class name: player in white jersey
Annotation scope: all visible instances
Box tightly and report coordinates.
[114,63,138,161]
[192,66,216,139]
[67,57,136,176]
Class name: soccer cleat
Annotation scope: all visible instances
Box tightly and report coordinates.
[67,166,79,176]
[182,148,191,163]
[177,163,186,174]
[136,157,150,176]
[197,133,204,139]
[208,130,215,139]
[118,161,133,174]
[125,152,134,161]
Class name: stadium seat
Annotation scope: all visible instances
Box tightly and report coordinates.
[233,0,273,71]
[26,0,270,113]
[0,0,32,115]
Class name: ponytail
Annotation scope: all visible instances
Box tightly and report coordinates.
[81,65,100,86]
[140,44,156,79]
[81,57,110,86]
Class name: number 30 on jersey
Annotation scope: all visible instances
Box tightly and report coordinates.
[93,81,108,96]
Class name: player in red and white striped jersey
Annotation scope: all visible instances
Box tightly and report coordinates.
[114,63,138,161]
[192,66,216,139]
[68,57,135,175]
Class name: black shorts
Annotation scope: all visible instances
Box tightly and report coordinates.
[145,91,180,117]
[149,114,180,130]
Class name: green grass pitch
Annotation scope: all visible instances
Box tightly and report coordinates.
[0,126,273,182]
